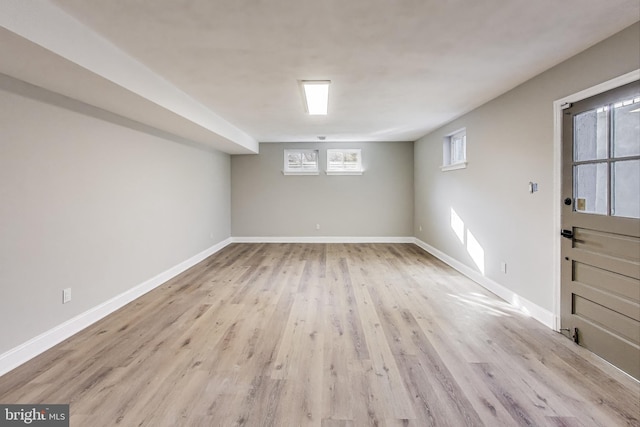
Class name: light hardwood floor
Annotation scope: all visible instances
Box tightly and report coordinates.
[0,243,638,426]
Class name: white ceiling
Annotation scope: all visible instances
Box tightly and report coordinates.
[1,1,639,152]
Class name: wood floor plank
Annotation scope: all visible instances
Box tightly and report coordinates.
[333,257,370,361]
[349,261,416,421]
[349,359,389,427]
[322,271,357,421]
[1,243,638,426]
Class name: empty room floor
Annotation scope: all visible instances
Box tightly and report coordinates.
[0,243,638,426]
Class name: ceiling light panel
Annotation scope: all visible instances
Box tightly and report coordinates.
[301,80,330,115]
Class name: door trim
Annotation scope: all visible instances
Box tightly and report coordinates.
[552,69,640,331]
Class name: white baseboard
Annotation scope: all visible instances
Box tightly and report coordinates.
[0,238,233,378]
[413,238,556,329]
[231,236,415,243]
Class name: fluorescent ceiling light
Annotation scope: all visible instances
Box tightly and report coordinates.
[301,80,330,115]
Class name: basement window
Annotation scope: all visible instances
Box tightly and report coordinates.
[441,128,467,171]
[326,149,363,175]
[283,149,319,175]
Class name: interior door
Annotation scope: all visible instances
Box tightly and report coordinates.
[561,80,640,380]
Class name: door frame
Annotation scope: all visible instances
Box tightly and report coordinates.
[552,69,640,331]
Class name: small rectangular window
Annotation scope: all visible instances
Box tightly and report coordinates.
[283,149,319,175]
[442,128,467,171]
[326,149,363,175]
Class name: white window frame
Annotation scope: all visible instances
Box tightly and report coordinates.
[326,149,363,175]
[441,128,467,171]
[283,149,319,175]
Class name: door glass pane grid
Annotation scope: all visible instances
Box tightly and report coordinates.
[573,94,640,219]
[611,95,640,218]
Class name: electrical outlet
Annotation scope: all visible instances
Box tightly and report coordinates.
[316,224,320,230]
[419,225,422,231]
[63,288,71,304]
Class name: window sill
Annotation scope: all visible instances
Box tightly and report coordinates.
[325,170,363,176]
[441,162,467,172]
[282,171,319,176]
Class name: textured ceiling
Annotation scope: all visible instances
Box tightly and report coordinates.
[10,1,640,144]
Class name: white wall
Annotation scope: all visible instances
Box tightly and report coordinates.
[0,74,231,355]
[231,142,414,238]
[414,23,639,314]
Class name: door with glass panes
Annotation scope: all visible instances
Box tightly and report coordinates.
[561,81,640,380]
